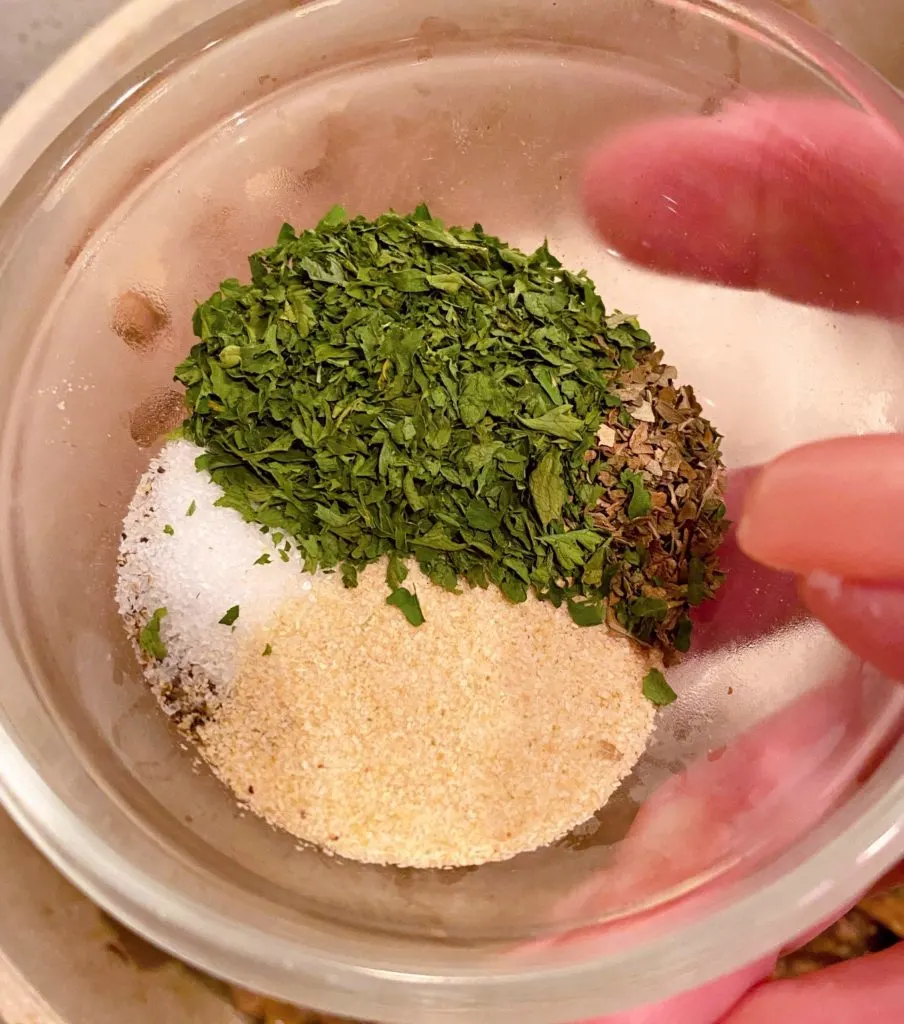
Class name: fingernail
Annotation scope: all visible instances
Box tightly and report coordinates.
[806,569,844,602]
[736,435,904,581]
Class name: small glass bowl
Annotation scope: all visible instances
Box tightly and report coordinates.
[0,1,903,1020]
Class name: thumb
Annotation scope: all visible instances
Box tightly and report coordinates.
[724,942,904,1023]
[583,98,904,318]
[737,434,904,680]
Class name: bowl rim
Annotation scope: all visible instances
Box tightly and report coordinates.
[1,0,904,1019]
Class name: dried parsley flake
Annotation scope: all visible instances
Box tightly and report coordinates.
[219,605,240,627]
[139,607,168,661]
[176,206,726,658]
[642,667,678,706]
[385,586,425,627]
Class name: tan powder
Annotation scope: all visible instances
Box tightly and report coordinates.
[200,563,657,868]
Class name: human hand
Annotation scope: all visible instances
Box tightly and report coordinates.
[584,97,904,681]
[577,98,904,1022]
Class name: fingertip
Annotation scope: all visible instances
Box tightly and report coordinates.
[800,575,904,682]
[582,98,904,315]
[726,943,904,1023]
[736,435,904,581]
[581,114,762,287]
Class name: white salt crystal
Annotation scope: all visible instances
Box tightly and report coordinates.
[116,439,307,722]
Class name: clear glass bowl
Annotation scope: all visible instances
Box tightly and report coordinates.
[0,1,903,1020]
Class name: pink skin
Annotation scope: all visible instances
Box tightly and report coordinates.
[690,467,803,655]
[583,98,904,319]
[726,945,904,1023]
[529,670,869,1021]
[576,98,904,1022]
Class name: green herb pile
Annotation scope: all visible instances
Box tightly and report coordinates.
[175,206,727,659]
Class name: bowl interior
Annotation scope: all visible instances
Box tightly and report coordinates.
[1,0,904,1012]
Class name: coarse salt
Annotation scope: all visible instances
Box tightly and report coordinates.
[116,439,307,724]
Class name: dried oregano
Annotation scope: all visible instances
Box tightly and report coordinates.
[175,206,727,658]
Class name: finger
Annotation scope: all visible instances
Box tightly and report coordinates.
[691,466,803,655]
[583,98,904,317]
[736,434,904,581]
[801,574,904,682]
[556,667,866,920]
[724,942,904,1023]
[610,669,864,898]
[581,956,775,1024]
[531,666,886,1024]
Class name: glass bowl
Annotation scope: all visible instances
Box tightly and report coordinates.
[0,0,903,1020]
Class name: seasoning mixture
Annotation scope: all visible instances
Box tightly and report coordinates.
[118,440,656,866]
[117,207,727,867]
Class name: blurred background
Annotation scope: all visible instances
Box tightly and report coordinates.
[1,0,901,114]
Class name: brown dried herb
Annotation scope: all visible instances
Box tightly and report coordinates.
[584,346,727,659]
